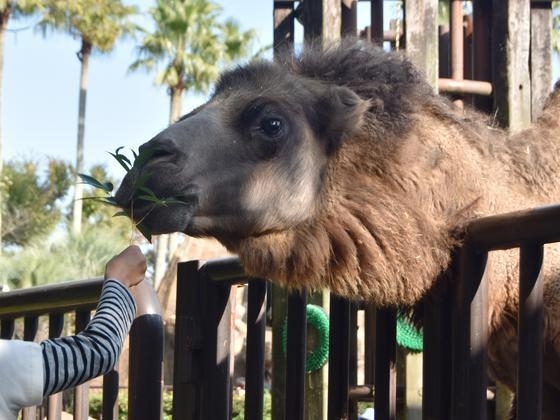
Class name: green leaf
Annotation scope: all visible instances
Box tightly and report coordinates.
[109,147,133,172]
[78,173,114,192]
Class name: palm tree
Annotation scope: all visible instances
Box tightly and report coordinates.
[38,0,138,235]
[129,0,255,284]
[0,0,43,254]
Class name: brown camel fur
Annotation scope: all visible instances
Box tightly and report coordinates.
[115,41,560,416]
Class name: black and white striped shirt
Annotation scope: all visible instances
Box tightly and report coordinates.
[40,279,136,396]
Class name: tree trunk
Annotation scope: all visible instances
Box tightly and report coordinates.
[153,85,184,285]
[0,7,11,254]
[71,39,92,235]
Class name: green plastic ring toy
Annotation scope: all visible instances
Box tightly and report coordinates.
[396,312,423,352]
[282,304,330,372]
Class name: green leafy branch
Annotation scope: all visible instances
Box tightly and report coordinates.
[78,147,185,243]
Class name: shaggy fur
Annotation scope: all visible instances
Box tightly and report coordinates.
[116,42,560,417]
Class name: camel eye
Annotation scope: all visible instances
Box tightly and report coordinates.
[260,117,283,136]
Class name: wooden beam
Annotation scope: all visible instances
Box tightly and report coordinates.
[492,0,532,132]
[530,2,553,121]
[404,0,439,91]
[303,0,341,45]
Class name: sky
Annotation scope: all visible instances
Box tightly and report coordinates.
[3,2,559,179]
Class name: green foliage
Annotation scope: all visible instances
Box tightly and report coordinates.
[129,0,256,96]
[0,224,128,289]
[1,157,72,247]
[37,0,139,53]
[79,147,188,243]
[87,390,271,420]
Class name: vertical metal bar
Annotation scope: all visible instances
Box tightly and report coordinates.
[472,0,493,113]
[22,316,39,420]
[285,291,307,420]
[517,245,544,420]
[327,295,350,420]
[0,319,14,338]
[271,284,288,420]
[128,314,164,420]
[370,0,384,45]
[245,280,267,420]
[47,313,64,420]
[173,261,204,420]
[452,247,488,420]
[102,370,119,420]
[201,277,233,420]
[450,0,465,108]
[348,303,359,419]
[274,1,295,59]
[423,287,453,419]
[74,310,91,420]
[363,304,376,385]
[374,308,397,420]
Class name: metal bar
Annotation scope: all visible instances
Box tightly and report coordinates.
[341,0,358,37]
[374,308,397,420]
[47,313,64,420]
[465,205,560,251]
[245,280,267,420]
[202,279,233,419]
[128,314,164,419]
[173,261,204,420]
[517,245,544,420]
[423,287,453,419]
[348,303,359,419]
[363,304,376,384]
[438,78,493,96]
[274,1,295,59]
[450,0,465,107]
[285,291,307,420]
[472,0,493,112]
[102,370,119,420]
[0,319,14,338]
[74,310,91,420]
[370,0,384,45]
[0,277,103,317]
[22,316,39,420]
[327,295,350,420]
[127,281,164,420]
[199,257,246,284]
[451,247,488,420]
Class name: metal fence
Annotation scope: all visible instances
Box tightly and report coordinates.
[0,278,164,420]
[172,203,560,420]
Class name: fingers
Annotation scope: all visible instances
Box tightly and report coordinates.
[105,245,147,288]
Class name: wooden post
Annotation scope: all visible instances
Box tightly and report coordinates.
[530,2,553,121]
[492,0,532,132]
[303,0,341,45]
[404,0,439,90]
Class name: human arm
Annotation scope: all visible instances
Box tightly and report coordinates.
[41,245,146,396]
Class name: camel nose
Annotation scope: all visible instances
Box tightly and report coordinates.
[137,137,180,165]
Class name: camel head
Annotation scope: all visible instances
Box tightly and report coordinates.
[115,58,369,247]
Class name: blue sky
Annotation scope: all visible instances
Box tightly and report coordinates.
[3,2,559,178]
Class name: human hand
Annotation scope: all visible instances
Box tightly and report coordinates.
[104,245,147,288]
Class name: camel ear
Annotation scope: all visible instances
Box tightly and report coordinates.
[316,85,369,154]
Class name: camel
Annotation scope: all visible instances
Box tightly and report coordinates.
[115,41,560,417]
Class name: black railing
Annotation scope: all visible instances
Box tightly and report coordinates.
[0,278,164,420]
[173,204,560,420]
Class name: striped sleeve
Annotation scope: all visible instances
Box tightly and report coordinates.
[40,279,137,397]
